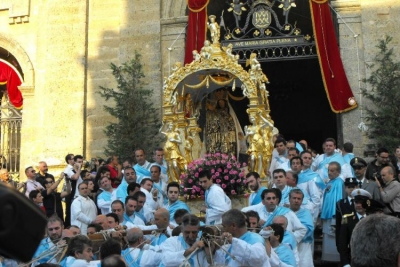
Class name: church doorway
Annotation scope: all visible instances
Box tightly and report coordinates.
[207,0,339,153]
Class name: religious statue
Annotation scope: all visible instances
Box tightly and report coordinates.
[207,15,220,44]
[205,94,243,157]
[192,50,201,62]
[245,112,273,178]
[200,40,213,59]
[161,122,187,182]
[227,0,247,30]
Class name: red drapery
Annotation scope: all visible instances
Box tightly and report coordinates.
[0,60,23,109]
[309,0,357,113]
[184,0,209,65]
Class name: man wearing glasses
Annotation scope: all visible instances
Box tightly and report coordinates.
[365,147,393,182]
[42,173,71,221]
[25,166,44,197]
[351,157,381,201]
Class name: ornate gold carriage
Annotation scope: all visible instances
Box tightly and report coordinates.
[161,17,276,181]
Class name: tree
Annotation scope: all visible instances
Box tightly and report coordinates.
[98,52,162,159]
[361,36,400,152]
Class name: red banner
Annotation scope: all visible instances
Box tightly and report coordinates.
[0,60,23,109]
[184,0,209,65]
[309,0,357,113]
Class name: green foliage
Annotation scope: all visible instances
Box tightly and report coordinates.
[361,36,400,151]
[98,52,162,159]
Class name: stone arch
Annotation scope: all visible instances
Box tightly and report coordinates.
[0,34,34,87]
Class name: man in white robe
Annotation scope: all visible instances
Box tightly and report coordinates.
[71,182,97,235]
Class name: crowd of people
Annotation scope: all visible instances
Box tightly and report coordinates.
[1,139,400,267]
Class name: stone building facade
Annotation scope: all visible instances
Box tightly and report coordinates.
[0,0,398,177]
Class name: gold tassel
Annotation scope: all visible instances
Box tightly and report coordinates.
[232,79,236,91]
[206,76,209,88]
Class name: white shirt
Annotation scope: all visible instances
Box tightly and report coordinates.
[312,153,353,181]
[123,247,162,267]
[64,164,83,199]
[214,236,271,267]
[71,195,97,235]
[160,236,209,267]
[25,179,44,197]
[205,184,231,225]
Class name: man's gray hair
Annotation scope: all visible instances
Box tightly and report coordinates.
[127,229,144,244]
[351,214,400,267]
[222,209,246,228]
[272,215,288,228]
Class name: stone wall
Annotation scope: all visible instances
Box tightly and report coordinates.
[333,0,400,156]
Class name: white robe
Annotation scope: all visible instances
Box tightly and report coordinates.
[160,236,209,267]
[205,184,231,225]
[70,195,97,235]
[123,247,162,267]
[214,237,271,267]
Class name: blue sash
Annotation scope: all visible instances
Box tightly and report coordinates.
[168,200,190,221]
[250,186,267,205]
[296,208,314,243]
[275,244,297,267]
[179,236,194,266]
[123,213,134,224]
[275,155,286,164]
[295,142,304,153]
[262,206,291,227]
[283,231,297,249]
[152,180,168,205]
[318,153,345,179]
[225,231,265,264]
[299,168,326,191]
[122,248,143,267]
[343,153,355,176]
[151,233,168,246]
[321,178,344,219]
[134,163,151,183]
[135,210,147,224]
[115,179,128,202]
[205,188,214,225]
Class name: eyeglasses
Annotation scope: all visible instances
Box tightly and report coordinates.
[266,197,277,200]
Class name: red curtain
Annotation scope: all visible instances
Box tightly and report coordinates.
[184,0,209,65]
[309,0,357,113]
[0,60,23,109]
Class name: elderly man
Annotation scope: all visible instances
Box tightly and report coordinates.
[122,228,162,267]
[160,214,209,267]
[151,208,171,246]
[71,182,97,235]
[321,161,345,262]
[32,215,68,266]
[351,214,400,267]
[213,209,270,267]
[375,165,400,216]
[289,188,314,267]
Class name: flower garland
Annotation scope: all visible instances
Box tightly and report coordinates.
[180,152,248,199]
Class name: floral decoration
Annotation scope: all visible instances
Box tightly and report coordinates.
[180,152,249,199]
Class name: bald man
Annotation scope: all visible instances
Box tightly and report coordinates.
[151,208,172,246]
[95,215,107,230]
[122,228,162,267]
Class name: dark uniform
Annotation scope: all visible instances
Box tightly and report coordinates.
[335,178,358,248]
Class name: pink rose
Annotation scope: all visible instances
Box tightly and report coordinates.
[222,184,227,189]
[239,172,244,177]
[224,175,229,180]
[211,169,215,174]
[191,189,196,194]
[243,193,249,198]
[215,172,220,176]
[217,168,222,172]
[212,175,216,179]
[184,188,188,192]
[194,172,199,178]
[195,187,200,192]
[227,164,232,169]
[215,152,221,157]
[230,179,236,184]
[212,161,216,165]
[236,179,241,183]
[221,160,226,164]
[232,156,236,160]
[216,179,222,183]
[231,190,237,195]
[216,160,220,164]
[188,179,193,184]
[198,168,203,172]
[224,169,228,173]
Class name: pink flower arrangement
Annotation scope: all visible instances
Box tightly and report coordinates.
[180,153,248,198]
